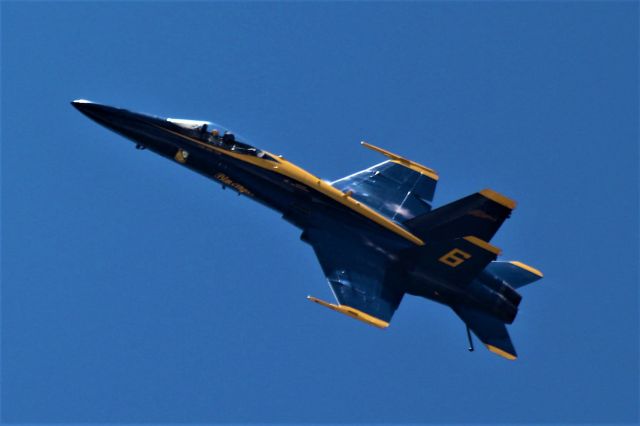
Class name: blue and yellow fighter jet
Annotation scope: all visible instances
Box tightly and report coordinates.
[72,100,543,360]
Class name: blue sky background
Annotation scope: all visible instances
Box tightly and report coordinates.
[2,1,638,424]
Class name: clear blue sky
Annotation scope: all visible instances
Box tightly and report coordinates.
[2,1,638,424]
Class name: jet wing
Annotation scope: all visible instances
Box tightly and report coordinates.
[331,143,439,223]
[302,227,404,327]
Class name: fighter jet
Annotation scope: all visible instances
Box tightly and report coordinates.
[72,100,543,360]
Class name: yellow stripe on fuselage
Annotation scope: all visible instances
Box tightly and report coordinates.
[156,125,425,246]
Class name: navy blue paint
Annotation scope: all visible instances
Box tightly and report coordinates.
[72,100,535,357]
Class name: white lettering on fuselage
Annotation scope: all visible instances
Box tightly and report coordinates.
[214,172,254,197]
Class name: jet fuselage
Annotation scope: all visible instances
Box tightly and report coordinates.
[73,100,524,334]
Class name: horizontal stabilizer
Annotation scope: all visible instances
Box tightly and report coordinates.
[485,261,543,289]
[454,305,517,360]
[403,189,515,242]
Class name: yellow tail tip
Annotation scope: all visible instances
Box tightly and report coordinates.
[510,261,544,278]
[479,188,517,210]
[486,344,517,360]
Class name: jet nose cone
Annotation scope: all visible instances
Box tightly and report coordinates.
[71,98,92,106]
[70,99,135,125]
[71,99,89,110]
[71,99,170,148]
[71,99,105,118]
[70,99,111,117]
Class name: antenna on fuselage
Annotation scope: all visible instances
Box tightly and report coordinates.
[466,326,475,352]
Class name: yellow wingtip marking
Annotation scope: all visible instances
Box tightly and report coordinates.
[510,261,544,278]
[479,189,516,210]
[463,236,501,255]
[486,344,517,360]
[307,296,390,329]
[361,141,439,181]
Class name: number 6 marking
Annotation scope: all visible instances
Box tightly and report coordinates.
[438,248,471,267]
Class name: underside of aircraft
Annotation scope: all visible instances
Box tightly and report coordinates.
[72,100,543,360]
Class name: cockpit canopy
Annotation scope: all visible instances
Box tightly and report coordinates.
[167,118,236,138]
[165,118,276,161]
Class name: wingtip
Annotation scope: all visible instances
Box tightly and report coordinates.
[360,142,439,181]
[486,344,517,360]
[479,188,517,210]
[307,295,389,329]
